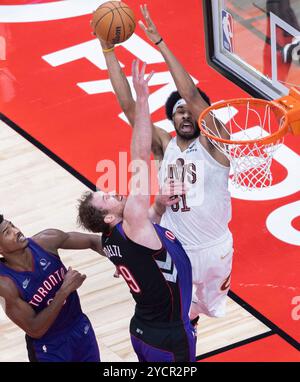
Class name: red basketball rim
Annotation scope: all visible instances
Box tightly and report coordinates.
[198,98,289,146]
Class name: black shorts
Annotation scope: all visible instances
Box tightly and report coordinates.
[130,316,196,362]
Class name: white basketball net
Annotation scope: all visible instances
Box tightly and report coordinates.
[200,101,286,189]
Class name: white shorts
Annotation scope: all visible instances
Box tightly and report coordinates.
[186,235,233,318]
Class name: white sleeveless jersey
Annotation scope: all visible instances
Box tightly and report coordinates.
[159,137,232,249]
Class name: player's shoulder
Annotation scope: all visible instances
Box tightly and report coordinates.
[154,223,178,241]
[32,228,63,240]
[31,229,65,253]
[0,276,18,298]
[153,124,172,153]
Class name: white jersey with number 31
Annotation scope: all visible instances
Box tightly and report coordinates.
[159,137,232,250]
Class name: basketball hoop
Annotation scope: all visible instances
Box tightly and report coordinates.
[198,88,300,190]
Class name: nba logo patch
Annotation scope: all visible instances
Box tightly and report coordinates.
[165,230,176,241]
[222,10,234,53]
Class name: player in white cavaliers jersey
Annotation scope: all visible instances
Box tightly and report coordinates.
[96,5,233,322]
[158,119,232,320]
[159,137,231,246]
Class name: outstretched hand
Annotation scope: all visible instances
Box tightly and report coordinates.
[90,17,114,50]
[156,179,187,207]
[132,59,154,99]
[138,4,162,45]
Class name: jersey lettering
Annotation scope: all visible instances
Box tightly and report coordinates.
[29,267,65,307]
[168,159,196,213]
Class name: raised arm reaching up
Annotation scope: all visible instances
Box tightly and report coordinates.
[122,60,162,249]
[139,4,229,165]
[94,33,171,160]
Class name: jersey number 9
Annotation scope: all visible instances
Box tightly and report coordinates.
[118,265,141,294]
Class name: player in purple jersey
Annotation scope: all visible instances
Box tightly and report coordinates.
[0,215,101,362]
[78,60,196,362]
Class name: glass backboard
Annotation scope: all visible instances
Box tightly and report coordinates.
[203,0,300,100]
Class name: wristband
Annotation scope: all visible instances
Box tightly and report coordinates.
[155,37,163,46]
[102,47,115,53]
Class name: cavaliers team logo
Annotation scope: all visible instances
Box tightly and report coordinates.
[165,230,176,241]
[220,273,231,291]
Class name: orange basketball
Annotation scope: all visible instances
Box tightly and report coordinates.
[91,1,136,45]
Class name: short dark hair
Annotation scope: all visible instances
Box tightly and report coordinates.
[165,88,211,121]
[77,192,110,234]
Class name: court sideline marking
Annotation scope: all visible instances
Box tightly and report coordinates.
[1,113,298,359]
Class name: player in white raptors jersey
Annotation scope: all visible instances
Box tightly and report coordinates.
[94,5,233,322]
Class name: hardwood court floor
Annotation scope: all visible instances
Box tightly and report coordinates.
[0,121,269,362]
